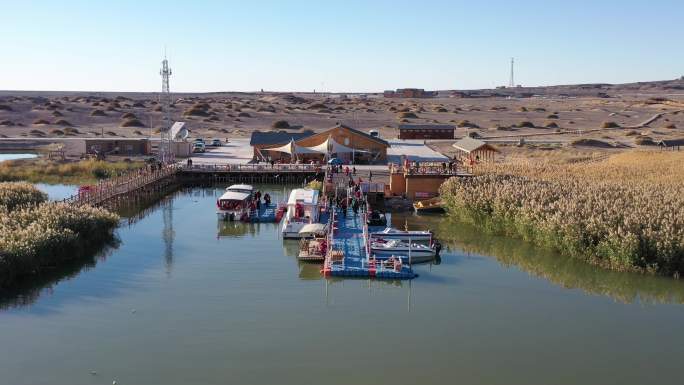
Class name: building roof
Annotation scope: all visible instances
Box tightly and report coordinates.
[399,124,454,131]
[334,124,390,147]
[249,130,314,146]
[658,138,684,147]
[452,137,498,153]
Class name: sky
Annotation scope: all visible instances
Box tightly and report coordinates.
[1,0,682,93]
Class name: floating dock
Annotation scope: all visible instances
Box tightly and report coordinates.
[322,207,417,280]
[244,204,280,223]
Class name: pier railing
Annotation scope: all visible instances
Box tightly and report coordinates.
[61,164,179,207]
[180,163,322,173]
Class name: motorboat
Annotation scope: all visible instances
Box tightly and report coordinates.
[370,227,433,242]
[216,184,253,221]
[298,223,327,239]
[370,239,436,260]
[297,235,328,263]
[281,188,320,239]
[366,210,387,227]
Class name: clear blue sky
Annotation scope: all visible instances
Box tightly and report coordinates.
[1,0,682,92]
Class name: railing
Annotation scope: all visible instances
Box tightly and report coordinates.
[61,164,179,207]
[180,163,322,173]
[389,162,462,176]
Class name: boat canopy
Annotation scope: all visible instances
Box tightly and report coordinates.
[226,184,253,192]
[219,190,251,201]
[287,188,319,206]
[299,223,327,235]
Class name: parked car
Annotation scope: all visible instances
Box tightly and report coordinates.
[211,139,222,147]
[192,142,206,153]
[194,138,205,145]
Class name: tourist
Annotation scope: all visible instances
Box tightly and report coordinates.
[352,166,356,175]
[263,193,271,206]
[369,170,373,182]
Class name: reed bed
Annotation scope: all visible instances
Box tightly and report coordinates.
[440,151,684,275]
[0,183,119,286]
[0,159,144,184]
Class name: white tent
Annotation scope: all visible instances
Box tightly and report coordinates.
[306,135,359,154]
[265,139,323,156]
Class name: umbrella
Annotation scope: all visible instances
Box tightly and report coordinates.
[328,158,343,165]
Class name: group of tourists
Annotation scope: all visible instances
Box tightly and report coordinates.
[250,190,271,212]
[333,177,366,218]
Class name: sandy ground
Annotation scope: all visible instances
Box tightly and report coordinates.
[1,85,683,160]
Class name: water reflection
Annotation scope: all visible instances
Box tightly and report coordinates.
[0,239,120,311]
[429,215,684,305]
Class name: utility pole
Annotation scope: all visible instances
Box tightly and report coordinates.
[159,52,172,163]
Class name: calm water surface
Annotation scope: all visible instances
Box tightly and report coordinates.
[2,185,684,385]
[0,153,37,162]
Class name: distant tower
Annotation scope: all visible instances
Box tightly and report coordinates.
[509,57,515,88]
[159,53,173,163]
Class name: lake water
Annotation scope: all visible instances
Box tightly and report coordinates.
[2,185,684,385]
[0,153,37,162]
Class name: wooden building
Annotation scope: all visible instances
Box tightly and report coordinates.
[251,124,390,164]
[452,137,499,163]
[398,124,454,140]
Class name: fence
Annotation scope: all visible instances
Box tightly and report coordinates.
[61,164,179,207]
[181,163,322,173]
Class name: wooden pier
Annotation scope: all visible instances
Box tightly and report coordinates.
[60,163,324,209]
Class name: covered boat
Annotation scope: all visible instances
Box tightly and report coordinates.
[281,188,320,239]
[298,223,327,239]
[370,227,433,242]
[216,184,253,221]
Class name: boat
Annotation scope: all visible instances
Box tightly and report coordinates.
[297,234,328,263]
[281,188,320,239]
[298,223,327,239]
[370,239,436,260]
[216,184,253,221]
[370,227,433,242]
[366,210,387,226]
[413,197,445,214]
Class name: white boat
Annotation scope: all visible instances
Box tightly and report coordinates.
[370,227,433,242]
[370,239,436,260]
[216,184,253,221]
[281,188,320,239]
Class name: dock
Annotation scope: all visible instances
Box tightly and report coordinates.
[321,205,417,280]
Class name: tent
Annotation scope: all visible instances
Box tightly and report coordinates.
[266,139,323,156]
[306,135,357,154]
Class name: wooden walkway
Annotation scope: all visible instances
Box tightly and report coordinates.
[61,165,179,207]
[60,163,325,208]
[180,163,322,174]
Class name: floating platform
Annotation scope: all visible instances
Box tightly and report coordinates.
[243,204,280,223]
[322,207,417,280]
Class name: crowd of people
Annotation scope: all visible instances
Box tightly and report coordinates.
[249,190,271,213]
